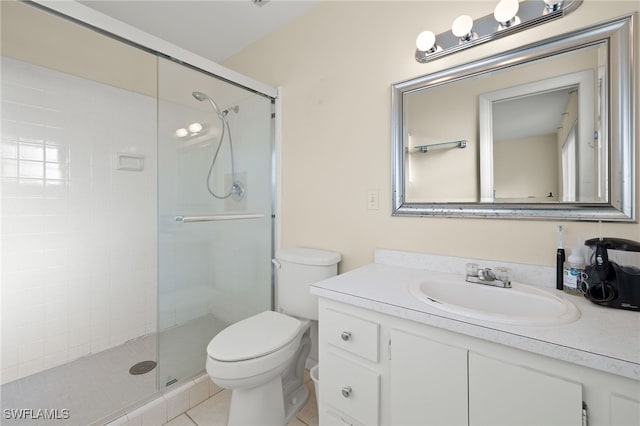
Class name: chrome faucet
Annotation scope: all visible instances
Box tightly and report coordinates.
[465,263,511,288]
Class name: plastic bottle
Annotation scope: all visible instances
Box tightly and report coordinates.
[563,246,585,295]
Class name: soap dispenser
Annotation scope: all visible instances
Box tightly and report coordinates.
[563,246,585,295]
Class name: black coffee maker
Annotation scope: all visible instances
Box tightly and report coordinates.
[582,237,640,311]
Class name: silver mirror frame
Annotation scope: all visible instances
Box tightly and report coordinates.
[392,14,636,222]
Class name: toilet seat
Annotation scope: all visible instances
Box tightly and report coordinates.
[207,310,304,362]
[206,311,310,383]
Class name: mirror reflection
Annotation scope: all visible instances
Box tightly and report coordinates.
[404,43,606,204]
[492,87,577,202]
[480,43,606,204]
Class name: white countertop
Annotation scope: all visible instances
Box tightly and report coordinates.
[310,250,640,381]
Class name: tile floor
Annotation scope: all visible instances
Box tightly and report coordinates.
[162,371,318,426]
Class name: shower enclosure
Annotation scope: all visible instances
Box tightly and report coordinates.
[0,2,274,424]
[156,58,274,387]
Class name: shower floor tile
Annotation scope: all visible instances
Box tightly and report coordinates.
[1,314,226,426]
[1,335,156,426]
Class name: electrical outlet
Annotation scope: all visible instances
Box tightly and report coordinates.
[367,190,379,210]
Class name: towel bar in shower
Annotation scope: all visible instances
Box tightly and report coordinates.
[414,139,467,153]
[175,214,265,223]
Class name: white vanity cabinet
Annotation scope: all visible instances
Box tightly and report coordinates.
[319,307,381,425]
[318,298,640,426]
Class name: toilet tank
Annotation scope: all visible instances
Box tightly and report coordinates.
[275,247,341,320]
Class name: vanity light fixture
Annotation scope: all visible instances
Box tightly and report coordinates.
[452,15,476,42]
[414,0,582,63]
[543,0,563,13]
[494,0,520,29]
[415,30,442,61]
[416,31,438,53]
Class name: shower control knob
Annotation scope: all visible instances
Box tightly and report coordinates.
[341,386,352,398]
[340,331,351,341]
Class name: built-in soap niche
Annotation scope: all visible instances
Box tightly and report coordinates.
[117,152,145,171]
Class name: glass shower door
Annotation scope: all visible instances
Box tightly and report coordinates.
[157,58,274,387]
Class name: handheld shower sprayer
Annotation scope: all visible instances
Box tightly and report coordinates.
[192,90,245,200]
[192,91,225,120]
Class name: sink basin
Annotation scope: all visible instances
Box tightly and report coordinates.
[408,275,580,326]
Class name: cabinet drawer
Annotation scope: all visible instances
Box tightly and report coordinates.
[322,352,380,426]
[322,408,366,426]
[322,308,379,362]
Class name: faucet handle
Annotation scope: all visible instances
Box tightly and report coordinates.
[494,266,511,282]
[465,263,479,277]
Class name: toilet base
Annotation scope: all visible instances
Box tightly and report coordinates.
[228,375,286,426]
[227,376,310,426]
[225,332,312,426]
[284,382,309,424]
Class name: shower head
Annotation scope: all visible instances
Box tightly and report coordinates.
[192,91,224,118]
[192,91,208,102]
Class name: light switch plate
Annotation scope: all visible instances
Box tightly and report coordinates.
[367,190,379,210]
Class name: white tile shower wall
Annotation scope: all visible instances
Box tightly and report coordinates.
[1,57,158,384]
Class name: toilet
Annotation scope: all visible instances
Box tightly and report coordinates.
[206,247,341,426]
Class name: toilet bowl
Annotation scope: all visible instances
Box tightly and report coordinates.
[206,311,311,425]
[205,248,341,426]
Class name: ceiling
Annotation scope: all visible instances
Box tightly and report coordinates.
[78,0,320,63]
[493,88,572,142]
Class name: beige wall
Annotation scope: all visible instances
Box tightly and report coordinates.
[494,134,558,200]
[1,0,157,97]
[224,0,640,272]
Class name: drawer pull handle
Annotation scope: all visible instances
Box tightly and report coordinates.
[341,331,351,341]
[341,386,352,398]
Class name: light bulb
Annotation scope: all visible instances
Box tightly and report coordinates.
[175,128,188,138]
[416,31,436,52]
[452,15,474,41]
[188,122,203,133]
[494,0,520,28]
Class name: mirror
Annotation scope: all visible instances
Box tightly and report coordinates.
[392,15,636,221]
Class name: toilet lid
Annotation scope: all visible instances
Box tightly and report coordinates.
[207,311,303,362]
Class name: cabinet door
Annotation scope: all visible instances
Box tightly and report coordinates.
[469,352,583,426]
[611,394,640,426]
[389,328,469,426]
